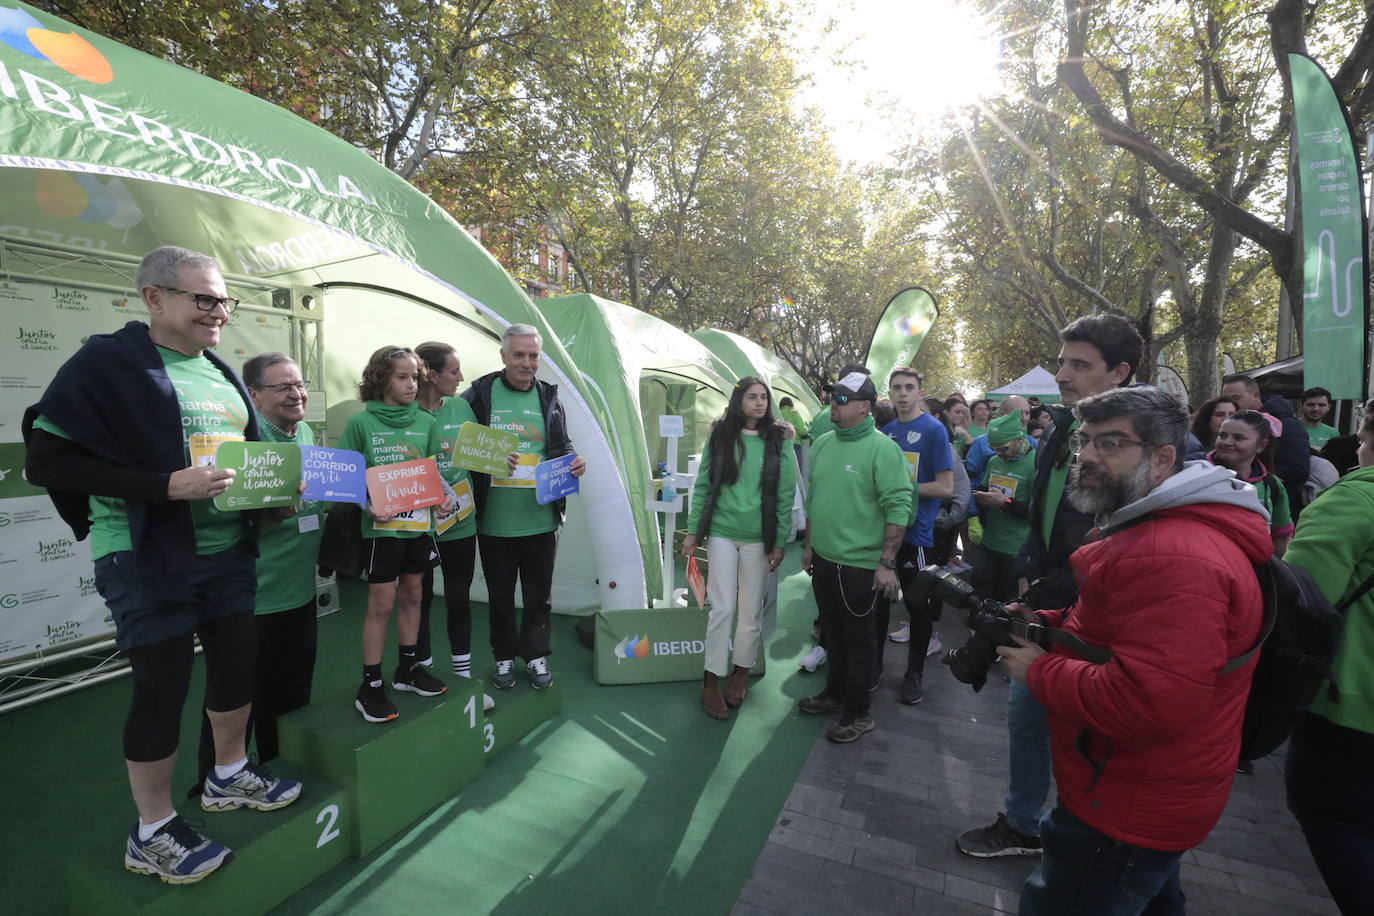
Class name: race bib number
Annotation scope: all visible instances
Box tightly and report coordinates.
[988,473,1019,500]
[492,453,538,488]
[435,480,475,535]
[372,506,431,532]
[190,433,244,467]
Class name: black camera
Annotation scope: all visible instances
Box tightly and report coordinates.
[910,565,1051,692]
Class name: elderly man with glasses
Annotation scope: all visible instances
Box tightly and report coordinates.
[23,246,300,886]
[995,386,1269,914]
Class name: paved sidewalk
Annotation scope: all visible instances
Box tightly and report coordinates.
[735,615,1339,915]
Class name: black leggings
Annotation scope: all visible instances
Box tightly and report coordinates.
[417,535,477,661]
[123,610,256,763]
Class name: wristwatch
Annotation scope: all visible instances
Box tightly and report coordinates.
[880,556,898,570]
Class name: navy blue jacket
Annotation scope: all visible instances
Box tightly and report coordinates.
[22,321,260,581]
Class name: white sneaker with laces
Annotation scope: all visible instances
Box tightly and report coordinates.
[800,645,827,672]
[889,624,911,643]
[927,635,944,657]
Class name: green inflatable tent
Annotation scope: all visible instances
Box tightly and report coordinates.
[0,2,653,673]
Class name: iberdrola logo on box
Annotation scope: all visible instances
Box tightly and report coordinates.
[0,6,111,83]
[614,633,650,661]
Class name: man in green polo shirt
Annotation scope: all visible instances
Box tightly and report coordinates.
[1299,386,1340,450]
[194,352,323,783]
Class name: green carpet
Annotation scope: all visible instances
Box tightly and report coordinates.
[3,546,824,914]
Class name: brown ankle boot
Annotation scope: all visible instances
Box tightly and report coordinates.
[702,672,728,719]
[724,665,750,707]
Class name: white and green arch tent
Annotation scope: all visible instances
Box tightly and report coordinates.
[0,2,649,680]
[538,293,737,598]
[689,328,821,417]
[986,366,1063,405]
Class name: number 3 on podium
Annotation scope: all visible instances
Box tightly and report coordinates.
[464,693,495,753]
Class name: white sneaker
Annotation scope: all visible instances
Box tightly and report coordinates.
[800,645,827,672]
[483,693,495,711]
[927,635,943,657]
[889,624,911,643]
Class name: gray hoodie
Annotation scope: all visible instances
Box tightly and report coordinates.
[1099,460,1271,534]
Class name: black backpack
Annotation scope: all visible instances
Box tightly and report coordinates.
[1226,557,1371,761]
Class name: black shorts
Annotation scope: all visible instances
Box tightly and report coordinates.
[364,535,439,583]
[95,545,256,651]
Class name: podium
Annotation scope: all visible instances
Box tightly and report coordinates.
[68,763,351,915]
[70,677,561,911]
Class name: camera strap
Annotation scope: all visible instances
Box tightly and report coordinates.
[1011,618,1111,664]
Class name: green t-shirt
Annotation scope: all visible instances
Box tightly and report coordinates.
[1305,422,1340,450]
[32,346,249,560]
[336,401,437,539]
[425,398,479,542]
[254,420,324,614]
[686,432,799,544]
[479,380,556,537]
[979,450,1034,556]
[478,379,552,538]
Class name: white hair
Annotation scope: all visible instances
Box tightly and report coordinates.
[501,323,543,352]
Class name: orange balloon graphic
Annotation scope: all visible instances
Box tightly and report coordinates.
[28,29,112,84]
[36,171,88,219]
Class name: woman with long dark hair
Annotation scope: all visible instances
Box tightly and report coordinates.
[1191,396,1239,452]
[1208,410,1293,554]
[683,377,798,719]
[413,341,489,711]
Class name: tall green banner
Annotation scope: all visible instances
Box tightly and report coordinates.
[864,287,939,396]
[1289,53,1369,400]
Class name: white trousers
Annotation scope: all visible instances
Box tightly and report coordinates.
[705,537,768,676]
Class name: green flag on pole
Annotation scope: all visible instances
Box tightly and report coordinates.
[1289,52,1369,400]
[865,287,939,396]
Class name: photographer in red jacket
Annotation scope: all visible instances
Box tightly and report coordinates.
[997,386,1269,915]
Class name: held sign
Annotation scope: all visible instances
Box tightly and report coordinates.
[301,445,367,504]
[450,422,519,477]
[534,453,580,505]
[213,441,302,509]
[365,459,445,517]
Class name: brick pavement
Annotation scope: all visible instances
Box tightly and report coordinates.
[735,615,1339,915]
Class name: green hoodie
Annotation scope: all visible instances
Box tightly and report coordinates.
[1286,466,1374,734]
[805,415,913,569]
[336,400,437,539]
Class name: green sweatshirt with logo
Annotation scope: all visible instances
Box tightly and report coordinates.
[1285,466,1374,734]
[806,416,913,569]
[336,400,437,540]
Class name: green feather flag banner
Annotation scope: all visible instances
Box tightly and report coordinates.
[865,287,939,396]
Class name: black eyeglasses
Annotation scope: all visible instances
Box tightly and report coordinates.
[160,286,239,313]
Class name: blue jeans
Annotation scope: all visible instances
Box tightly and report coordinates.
[1286,712,1374,914]
[1019,805,1186,915]
[1005,679,1051,836]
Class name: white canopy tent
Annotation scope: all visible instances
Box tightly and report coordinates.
[986,366,1062,404]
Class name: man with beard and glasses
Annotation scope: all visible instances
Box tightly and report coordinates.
[995,386,1269,915]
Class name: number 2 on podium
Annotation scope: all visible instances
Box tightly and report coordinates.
[463,694,496,753]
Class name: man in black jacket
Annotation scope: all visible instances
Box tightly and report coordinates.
[956,314,1142,859]
[462,323,585,690]
[22,246,300,885]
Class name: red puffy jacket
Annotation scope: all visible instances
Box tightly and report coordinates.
[1026,502,1269,851]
